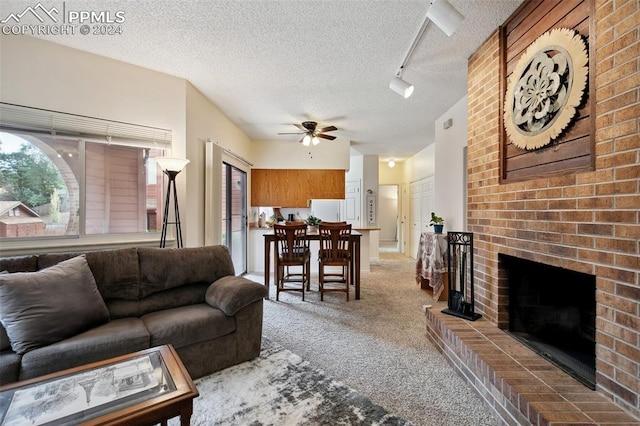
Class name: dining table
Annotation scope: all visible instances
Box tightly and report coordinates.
[263,230,362,300]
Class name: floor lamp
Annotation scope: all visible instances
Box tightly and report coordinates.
[156,157,190,248]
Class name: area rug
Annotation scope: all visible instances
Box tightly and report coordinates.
[171,339,411,425]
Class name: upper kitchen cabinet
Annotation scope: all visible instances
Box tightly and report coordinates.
[251,169,345,207]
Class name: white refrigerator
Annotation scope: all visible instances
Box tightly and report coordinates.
[310,199,343,223]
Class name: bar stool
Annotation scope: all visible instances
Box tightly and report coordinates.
[274,222,311,301]
[318,222,352,301]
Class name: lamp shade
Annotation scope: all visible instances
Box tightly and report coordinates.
[155,157,190,173]
[301,134,312,146]
[426,0,464,37]
[389,76,414,98]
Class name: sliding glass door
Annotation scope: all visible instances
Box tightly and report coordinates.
[221,162,247,274]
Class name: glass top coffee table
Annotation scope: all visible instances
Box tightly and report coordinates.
[0,345,198,425]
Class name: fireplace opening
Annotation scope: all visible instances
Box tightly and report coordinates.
[501,254,596,389]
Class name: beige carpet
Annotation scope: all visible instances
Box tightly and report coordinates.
[247,253,497,426]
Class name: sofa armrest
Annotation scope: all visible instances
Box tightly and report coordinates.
[205,276,268,316]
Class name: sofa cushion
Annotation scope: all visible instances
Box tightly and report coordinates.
[19,317,150,381]
[0,255,38,273]
[0,325,9,352]
[0,255,110,355]
[39,248,140,300]
[0,350,22,385]
[138,282,209,317]
[141,304,235,349]
[138,246,235,297]
[206,275,269,316]
[0,271,8,352]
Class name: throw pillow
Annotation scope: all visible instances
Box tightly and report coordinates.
[0,255,110,355]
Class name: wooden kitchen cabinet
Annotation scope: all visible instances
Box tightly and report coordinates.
[251,169,345,207]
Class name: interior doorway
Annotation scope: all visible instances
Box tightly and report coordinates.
[378,185,399,252]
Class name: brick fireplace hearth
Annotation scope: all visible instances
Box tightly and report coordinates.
[444,0,639,419]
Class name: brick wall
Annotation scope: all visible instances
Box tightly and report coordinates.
[467,0,639,416]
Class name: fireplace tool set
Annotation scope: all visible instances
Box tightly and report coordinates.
[442,232,482,321]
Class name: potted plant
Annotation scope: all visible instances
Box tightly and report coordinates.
[430,212,444,234]
[305,214,321,233]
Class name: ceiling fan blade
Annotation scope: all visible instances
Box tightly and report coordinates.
[293,123,307,131]
[317,134,336,140]
[278,132,305,135]
[319,125,337,133]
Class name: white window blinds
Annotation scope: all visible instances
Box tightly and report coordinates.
[0,102,172,149]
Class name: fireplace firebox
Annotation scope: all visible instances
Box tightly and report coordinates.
[501,254,596,389]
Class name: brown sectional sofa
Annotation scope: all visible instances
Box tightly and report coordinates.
[0,245,268,385]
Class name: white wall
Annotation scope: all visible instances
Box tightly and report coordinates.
[1,35,251,249]
[251,138,350,169]
[378,185,398,240]
[185,83,254,247]
[398,95,468,252]
[362,155,379,200]
[404,144,435,183]
[346,151,364,181]
[379,160,404,185]
[434,96,468,232]
[0,36,186,138]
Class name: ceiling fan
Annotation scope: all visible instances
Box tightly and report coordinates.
[278,121,337,146]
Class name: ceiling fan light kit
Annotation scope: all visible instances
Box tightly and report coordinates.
[279,120,337,146]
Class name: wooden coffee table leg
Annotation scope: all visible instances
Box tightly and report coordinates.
[180,401,194,426]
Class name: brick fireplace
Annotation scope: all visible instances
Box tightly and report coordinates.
[502,254,597,389]
[465,0,639,418]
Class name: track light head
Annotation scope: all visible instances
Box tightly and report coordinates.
[389,76,414,98]
[426,0,464,37]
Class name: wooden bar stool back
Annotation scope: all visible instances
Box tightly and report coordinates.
[318,222,352,301]
[274,222,311,301]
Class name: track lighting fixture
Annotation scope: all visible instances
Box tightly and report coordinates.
[426,0,464,37]
[389,76,414,99]
[389,0,464,98]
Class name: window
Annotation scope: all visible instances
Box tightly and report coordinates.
[0,103,171,242]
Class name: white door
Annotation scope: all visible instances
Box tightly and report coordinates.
[344,180,361,226]
[410,182,421,258]
[400,183,408,255]
[409,176,434,258]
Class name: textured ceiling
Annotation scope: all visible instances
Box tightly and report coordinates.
[4,0,524,162]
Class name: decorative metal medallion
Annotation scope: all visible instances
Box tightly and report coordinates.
[504,28,588,150]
